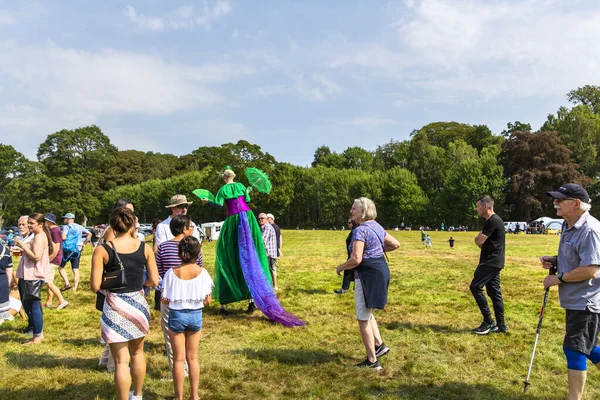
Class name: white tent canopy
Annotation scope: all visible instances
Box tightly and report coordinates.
[530,217,564,230]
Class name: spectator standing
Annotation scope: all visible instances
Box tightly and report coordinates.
[259,213,278,291]
[541,184,600,400]
[161,237,212,400]
[470,195,507,334]
[90,207,158,400]
[154,195,200,252]
[43,213,68,309]
[59,212,91,292]
[13,213,53,344]
[335,197,400,370]
[266,213,282,257]
[155,215,202,377]
[0,240,13,322]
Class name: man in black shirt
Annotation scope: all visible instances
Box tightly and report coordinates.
[471,195,507,334]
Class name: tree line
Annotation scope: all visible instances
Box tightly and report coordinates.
[2,85,600,229]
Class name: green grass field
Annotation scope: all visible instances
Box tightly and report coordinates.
[1,230,599,399]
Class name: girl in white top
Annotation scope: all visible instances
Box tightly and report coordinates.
[161,236,213,400]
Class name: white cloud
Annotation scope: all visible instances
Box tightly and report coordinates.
[326,0,600,100]
[0,12,15,24]
[124,5,165,32]
[0,41,253,115]
[125,1,232,32]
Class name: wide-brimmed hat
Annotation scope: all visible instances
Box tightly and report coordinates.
[44,213,57,224]
[62,212,75,219]
[165,194,193,208]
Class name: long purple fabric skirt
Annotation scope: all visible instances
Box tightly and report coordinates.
[237,212,305,327]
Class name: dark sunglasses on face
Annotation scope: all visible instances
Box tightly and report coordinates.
[176,205,189,209]
[258,217,266,220]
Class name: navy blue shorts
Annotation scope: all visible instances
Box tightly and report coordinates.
[60,250,81,269]
[168,308,203,333]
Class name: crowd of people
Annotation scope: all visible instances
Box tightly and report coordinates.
[1,179,600,399]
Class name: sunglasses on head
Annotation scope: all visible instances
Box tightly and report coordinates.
[176,204,189,209]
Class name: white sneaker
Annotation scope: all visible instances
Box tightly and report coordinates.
[56,301,69,310]
[128,390,142,400]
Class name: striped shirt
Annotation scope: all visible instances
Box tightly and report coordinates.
[155,240,203,279]
[261,223,278,259]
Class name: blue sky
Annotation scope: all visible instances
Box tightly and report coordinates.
[1,0,599,166]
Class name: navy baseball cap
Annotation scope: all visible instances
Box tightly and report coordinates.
[44,213,57,224]
[547,183,590,203]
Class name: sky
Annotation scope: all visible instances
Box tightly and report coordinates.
[1,0,600,166]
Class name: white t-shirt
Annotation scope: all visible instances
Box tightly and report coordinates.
[161,268,213,310]
[9,296,22,311]
[154,216,200,247]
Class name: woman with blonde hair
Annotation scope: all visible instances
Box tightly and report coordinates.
[91,207,159,400]
[13,213,53,344]
[336,197,400,370]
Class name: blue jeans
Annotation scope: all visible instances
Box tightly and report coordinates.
[18,281,43,336]
[168,308,203,333]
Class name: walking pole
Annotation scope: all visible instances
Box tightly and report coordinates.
[523,266,557,392]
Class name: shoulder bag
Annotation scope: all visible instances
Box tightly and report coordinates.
[100,241,128,291]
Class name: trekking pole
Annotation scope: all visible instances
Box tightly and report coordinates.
[523,265,557,392]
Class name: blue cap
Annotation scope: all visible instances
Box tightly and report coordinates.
[44,213,57,224]
[61,212,75,219]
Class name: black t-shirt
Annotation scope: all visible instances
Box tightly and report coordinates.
[272,223,281,256]
[479,214,505,269]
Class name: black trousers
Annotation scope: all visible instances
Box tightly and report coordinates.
[470,265,505,326]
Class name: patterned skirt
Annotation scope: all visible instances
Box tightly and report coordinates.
[101,290,150,344]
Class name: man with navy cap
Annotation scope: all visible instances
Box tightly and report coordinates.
[541,183,600,400]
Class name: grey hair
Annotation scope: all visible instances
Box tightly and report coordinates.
[580,201,592,212]
[354,197,377,220]
[18,215,29,223]
[477,195,494,209]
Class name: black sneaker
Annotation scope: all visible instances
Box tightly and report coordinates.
[334,289,347,294]
[218,307,230,316]
[246,302,256,313]
[375,343,390,358]
[491,325,509,334]
[472,321,496,335]
[356,358,382,370]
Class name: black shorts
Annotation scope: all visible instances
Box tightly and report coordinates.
[564,309,600,355]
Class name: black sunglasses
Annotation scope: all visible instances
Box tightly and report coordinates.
[176,204,189,209]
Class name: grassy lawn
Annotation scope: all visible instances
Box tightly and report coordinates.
[1,230,599,399]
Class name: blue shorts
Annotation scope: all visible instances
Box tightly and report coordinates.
[168,308,203,333]
[60,250,81,269]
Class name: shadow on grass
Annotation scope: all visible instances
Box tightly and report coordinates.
[293,288,329,295]
[0,381,160,400]
[235,348,341,365]
[0,332,29,343]
[384,321,471,334]
[62,337,102,347]
[5,351,98,370]
[357,382,548,400]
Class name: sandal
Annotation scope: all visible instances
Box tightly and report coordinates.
[60,284,72,292]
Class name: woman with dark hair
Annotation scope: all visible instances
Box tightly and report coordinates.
[334,218,358,295]
[91,207,158,400]
[335,197,400,370]
[162,236,212,400]
[13,213,53,344]
[155,214,202,376]
[101,198,135,243]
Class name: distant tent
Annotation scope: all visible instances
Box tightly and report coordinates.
[529,217,564,230]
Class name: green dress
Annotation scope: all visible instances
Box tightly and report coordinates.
[213,182,272,304]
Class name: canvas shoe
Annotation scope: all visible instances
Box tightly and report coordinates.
[356,358,383,371]
[56,301,69,310]
[472,321,496,335]
[334,289,347,294]
[375,342,390,358]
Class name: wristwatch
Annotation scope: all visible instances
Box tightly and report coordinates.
[557,272,566,283]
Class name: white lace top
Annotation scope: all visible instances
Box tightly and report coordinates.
[161,267,213,310]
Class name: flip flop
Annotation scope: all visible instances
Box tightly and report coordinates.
[60,285,72,292]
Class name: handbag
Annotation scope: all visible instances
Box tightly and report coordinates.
[23,280,43,302]
[99,241,128,291]
[95,291,106,312]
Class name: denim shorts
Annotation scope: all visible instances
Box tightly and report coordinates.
[168,308,203,333]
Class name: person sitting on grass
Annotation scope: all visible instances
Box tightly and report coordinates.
[161,236,213,400]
